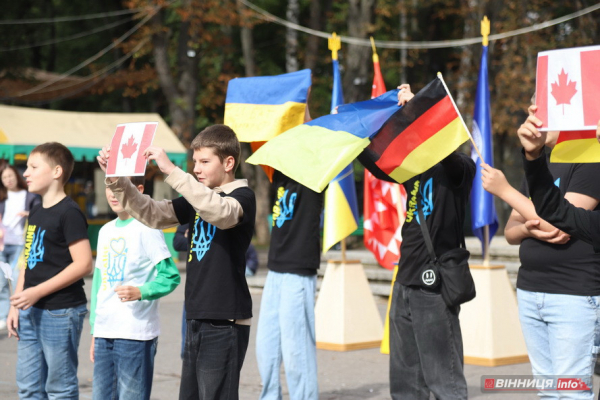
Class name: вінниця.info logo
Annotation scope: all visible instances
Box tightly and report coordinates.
[481,376,591,393]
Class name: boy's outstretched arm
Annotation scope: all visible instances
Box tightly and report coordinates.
[10,238,93,310]
[481,163,570,245]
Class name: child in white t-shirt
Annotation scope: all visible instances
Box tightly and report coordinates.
[89,175,180,400]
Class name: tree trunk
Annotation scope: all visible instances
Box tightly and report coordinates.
[151,0,198,144]
[343,0,377,103]
[286,0,299,72]
[304,0,332,71]
[237,0,255,77]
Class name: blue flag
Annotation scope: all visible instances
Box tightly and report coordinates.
[323,59,360,252]
[470,45,499,252]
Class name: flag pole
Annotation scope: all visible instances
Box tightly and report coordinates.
[437,72,485,164]
[481,16,491,268]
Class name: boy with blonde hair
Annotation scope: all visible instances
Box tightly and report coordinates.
[8,142,93,399]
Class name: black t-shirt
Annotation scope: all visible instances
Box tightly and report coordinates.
[24,196,89,310]
[267,171,324,276]
[397,153,475,286]
[518,159,600,296]
[172,186,255,320]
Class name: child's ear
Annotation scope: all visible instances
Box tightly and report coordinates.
[136,184,145,194]
[224,156,235,173]
[53,165,63,181]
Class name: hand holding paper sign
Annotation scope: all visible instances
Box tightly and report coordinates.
[518,105,547,159]
[143,146,176,175]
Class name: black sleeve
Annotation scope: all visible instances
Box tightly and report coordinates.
[62,208,89,245]
[173,223,189,252]
[440,151,476,188]
[524,149,600,252]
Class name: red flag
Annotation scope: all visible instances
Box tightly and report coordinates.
[363,54,406,269]
[364,171,406,269]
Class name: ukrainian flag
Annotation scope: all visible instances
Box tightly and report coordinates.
[246,89,400,193]
[224,69,312,142]
[322,58,360,253]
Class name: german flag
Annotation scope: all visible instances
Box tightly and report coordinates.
[359,74,470,183]
[551,130,600,163]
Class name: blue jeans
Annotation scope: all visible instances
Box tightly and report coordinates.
[389,283,467,400]
[517,289,600,399]
[93,337,158,400]
[179,319,250,400]
[0,244,23,321]
[256,271,318,400]
[17,304,87,400]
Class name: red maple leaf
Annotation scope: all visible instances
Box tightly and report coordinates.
[550,68,577,114]
[121,135,138,159]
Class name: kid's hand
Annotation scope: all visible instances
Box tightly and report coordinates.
[143,146,176,176]
[97,146,117,183]
[7,306,19,339]
[10,287,41,310]
[517,105,546,159]
[524,220,570,244]
[480,163,510,197]
[397,84,414,106]
[90,337,95,362]
[16,210,29,218]
[115,285,142,302]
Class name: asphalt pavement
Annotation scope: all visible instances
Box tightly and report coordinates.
[1,251,599,399]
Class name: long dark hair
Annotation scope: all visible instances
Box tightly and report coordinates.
[0,165,28,202]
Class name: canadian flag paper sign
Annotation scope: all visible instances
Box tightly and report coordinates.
[536,45,600,131]
[106,122,157,177]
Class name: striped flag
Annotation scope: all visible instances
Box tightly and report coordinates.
[246,90,401,193]
[106,122,157,177]
[224,69,311,142]
[551,130,600,163]
[322,54,360,253]
[359,74,470,184]
[536,45,600,131]
[363,47,406,270]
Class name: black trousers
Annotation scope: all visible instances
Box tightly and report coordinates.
[179,320,250,400]
[389,283,468,400]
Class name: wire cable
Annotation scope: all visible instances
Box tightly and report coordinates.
[0,16,134,52]
[1,37,151,103]
[13,8,158,98]
[0,8,146,25]
[240,0,600,49]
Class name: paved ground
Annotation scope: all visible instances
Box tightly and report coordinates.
[1,240,598,399]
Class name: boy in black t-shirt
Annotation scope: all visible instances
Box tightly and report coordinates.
[255,170,323,400]
[7,142,93,399]
[388,85,475,400]
[97,125,255,400]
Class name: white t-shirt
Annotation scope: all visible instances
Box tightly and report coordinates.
[93,218,172,340]
[4,190,27,245]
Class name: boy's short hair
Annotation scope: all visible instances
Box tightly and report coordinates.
[129,176,145,187]
[190,125,241,173]
[31,142,75,184]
